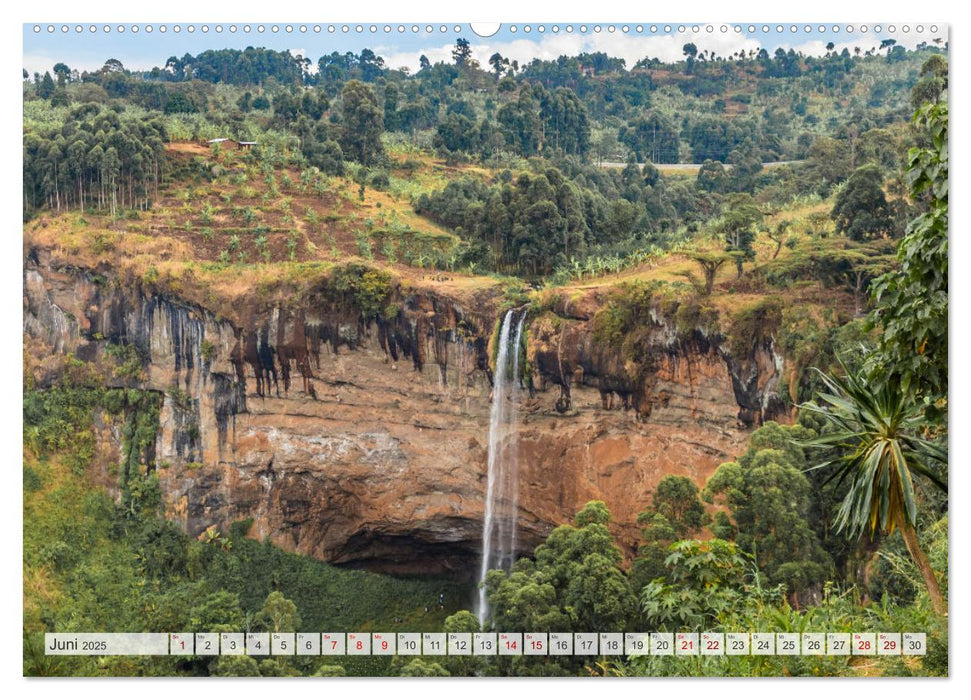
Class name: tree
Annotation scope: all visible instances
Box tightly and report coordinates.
[640,539,749,630]
[497,88,543,156]
[718,193,762,277]
[339,80,385,165]
[164,92,199,114]
[619,112,679,163]
[682,43,698,73]
[452,38,473,67]
[831,164,893,240]
[399,659,450,676]
[704,422,832,602]
[438,611,482,676]
[486,501,635,634]
[37,71,55,99]
[488,52,508,78]
[539,87,591,155]
[50,89,69,108]
[253,591,301,633]
[630,512,679,592]
[804,136,852,192]
[188,591,245,632]
[617,111,680,163]
[650,475,708,536]
[631,476,709,591]
[434,112,478,154]
[801,365,947,615]
[305,138,344,176]
[22,105,166,216]
[103,58,125,73]
[697,159,728,193]
[687,251,730,295]
[869,103,948,421]
[312,664,346,677]
[212,654,261,676]
[727,142,764,192]
[358,49,385,82]
[911,55,948,109]
[53,62,71,85]
[382,82,400,130]
[767,219,790,259]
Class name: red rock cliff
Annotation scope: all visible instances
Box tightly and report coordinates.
[24,250,787,577]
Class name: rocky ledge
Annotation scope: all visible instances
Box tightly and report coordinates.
[24,248,786,576]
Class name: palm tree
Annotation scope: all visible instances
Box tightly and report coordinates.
[801,364,947,615]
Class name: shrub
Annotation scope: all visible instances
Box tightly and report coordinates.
[726,297,783,358]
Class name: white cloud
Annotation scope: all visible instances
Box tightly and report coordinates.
[22,27,948,81]
[378,42,454,72]
[377,29,946,73]
[22,52,113,76]
[380,33,764,72]
[289,48,320,74]
[776,27,947,58]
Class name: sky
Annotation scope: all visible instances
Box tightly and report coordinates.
[22,22,948,78]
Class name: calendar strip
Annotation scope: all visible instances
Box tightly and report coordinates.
[44,632,928,656]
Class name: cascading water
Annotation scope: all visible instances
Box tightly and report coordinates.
[476,308,526,627]
[507,312,526,565]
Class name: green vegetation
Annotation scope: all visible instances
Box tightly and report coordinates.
[592,280,662,352]
[24,40,943,280]
[801,366,947,614]
[24,377,465,678]
[22,38,948,678]
[23,105,166,217]
[717,193,762,277]
[465,493,943,677]
[831,164,894,240]
[467,89,949,675]
[630,476,710,591]
[414,160,703,276]
[725,297,783,358]
[705,422,832,596]
[800,94,948,618]
[329,263,397,321]
[868,103,949,424]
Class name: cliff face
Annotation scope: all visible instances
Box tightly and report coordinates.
[24,250,786,577]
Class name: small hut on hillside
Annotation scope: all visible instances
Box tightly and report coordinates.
[206,138,240,151]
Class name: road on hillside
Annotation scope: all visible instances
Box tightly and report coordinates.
[598,160,805,171]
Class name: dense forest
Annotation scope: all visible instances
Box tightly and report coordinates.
[23,36,948,677]
[24,40,947,276]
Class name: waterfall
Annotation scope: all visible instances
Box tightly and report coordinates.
[507,312,526,565]
[476,308,525,627]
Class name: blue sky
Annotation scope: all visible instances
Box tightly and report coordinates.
[23,22,948,77]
